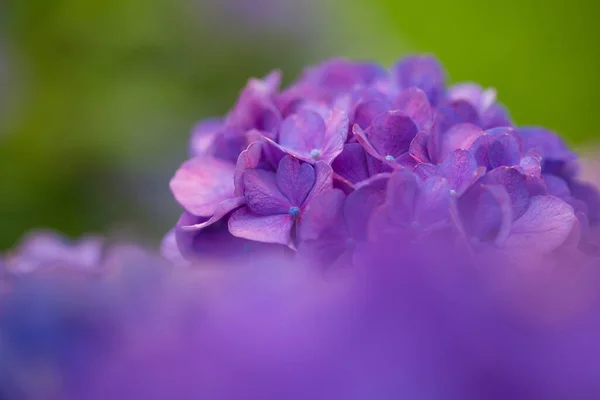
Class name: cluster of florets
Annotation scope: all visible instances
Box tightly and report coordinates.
[166,55,600,266]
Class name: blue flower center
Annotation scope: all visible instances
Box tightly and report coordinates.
[310,149,322,160]
[385,155,395,161]
[288,206,301,218]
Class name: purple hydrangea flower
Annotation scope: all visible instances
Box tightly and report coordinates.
[166,53,600,264]
[228,155,332,247]
[0,231,170,400]
[46,236,600,400]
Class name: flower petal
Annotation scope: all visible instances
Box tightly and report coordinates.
[243,169,290,215]
[299,189,346,242]
[234,141,264,196]
[344,174,389,240]
[481,167,530,219]
[415,176,452,228]
[276,156,316,206]
[385,169,420,226]
[279,110,326,159]
[409,131,432,163]
[331,143,370,184]
[353,95,390,130]
[180,197,246,231]
[306,58,388,92]
[170,156,236,217]
[518,127,577,165]
[458,183,513,244]
[439,150,481,195]
[439,123,483,161]
[189,118,222,157]
[160,229,189,267]
[228,208,294,246]
[303,161,334,206]
[227,71,282,136]
[321,108,349,163]
[365,110,418,159]
[392,87,434,132]
[471,130,521,169]
[392,54,446,105]
[353,123,383,160]
[504,196,577,254]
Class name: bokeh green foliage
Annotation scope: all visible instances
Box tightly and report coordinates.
[343,0,599,144]
[0,0,598,249]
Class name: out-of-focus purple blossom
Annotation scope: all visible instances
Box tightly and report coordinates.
[166,53,600,264]
[2,231,104,275]
[0,231,170,400]
[24,234,596,400]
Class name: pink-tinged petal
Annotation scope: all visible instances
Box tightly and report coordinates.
[353,124,382,160]
[261,136,313,164]
[333,173,356,193]
[439,123,483,161]
[227,71,282,136]
[189,118,222,157]
[321,108,349,163]
[392,87,434,133]
[228,208,294,246]
[234,141,264,196]
[299,189,346,242]
[414,163,439,181]
[505,196,577,254]
[409,131,432,163]
[481,167,530,219]
[447,83,484,106]
[180,197,246,231]
[331,143,370,184]
[519,152,543,177]
[439,150,480,195]
[395,153,418,168]
[303,161,333,206]
[243,169,290,215]
[392,54,446,105]
[279,110,326,159]
[344,174,389,240]
[170,156,236,217]
[276,156,315,206]
[365,110,418,159]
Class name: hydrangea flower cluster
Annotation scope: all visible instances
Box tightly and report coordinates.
[1,54,600,399]
[0,232,169,399]
[167,55,600,265]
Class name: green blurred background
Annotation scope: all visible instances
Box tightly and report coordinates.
[0,0,598,249]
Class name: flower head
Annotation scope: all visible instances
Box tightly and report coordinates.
[166,53,600,264]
